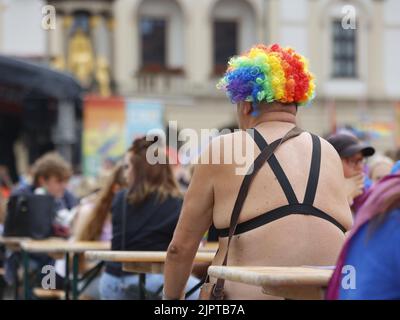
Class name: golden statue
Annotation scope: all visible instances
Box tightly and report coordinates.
[95,56,111,97]
[51,55,65,71]
[67,28,94,87]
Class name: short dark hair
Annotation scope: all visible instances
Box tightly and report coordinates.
[32,152,72,186]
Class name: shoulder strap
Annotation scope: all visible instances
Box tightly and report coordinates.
[212,126,304,299]
[303,134,321,205]
[252,129,299,204]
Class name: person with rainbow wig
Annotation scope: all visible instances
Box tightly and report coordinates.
[217,44,316,108]
[163,44,352,300]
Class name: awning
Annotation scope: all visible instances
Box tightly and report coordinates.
[0,55,82,102]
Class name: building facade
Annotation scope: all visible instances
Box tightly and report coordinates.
[1,0,400,152]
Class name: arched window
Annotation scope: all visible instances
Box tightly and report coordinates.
[137,0,184,74]
[212,0,257,75]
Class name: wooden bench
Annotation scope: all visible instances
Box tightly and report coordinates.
[85,249,217,300]
[33,288,65,300]
[86,250,216,274]
[207,266,334,300]
[21,240,110,300]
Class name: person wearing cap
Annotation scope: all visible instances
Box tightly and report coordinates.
[163,44,352,300]
[327,132,375,207]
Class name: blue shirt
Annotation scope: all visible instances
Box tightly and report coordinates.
[339,208,400,300]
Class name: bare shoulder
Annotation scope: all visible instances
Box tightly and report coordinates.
[318,136,343,168]
[313,136,347,189]
[203,130,253,163]
[313,135,352,228]
[211,130,248,146]
[192,132,239,172]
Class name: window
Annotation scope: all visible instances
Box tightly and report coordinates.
[72,11,91,32]
[332,20,357,78]
[140,17,166,72]
[213,21,238,75]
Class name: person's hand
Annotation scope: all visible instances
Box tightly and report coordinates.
[345,174,365,205]
[52,224,70,238]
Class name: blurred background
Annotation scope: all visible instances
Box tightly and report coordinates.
[0,0,399,183]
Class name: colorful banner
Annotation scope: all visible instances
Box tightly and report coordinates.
[357,122,395,140]
[83,97,165,177]
[125,99,164,146]
[83,96,126,177]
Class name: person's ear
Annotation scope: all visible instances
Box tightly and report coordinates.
[241,102,253,115]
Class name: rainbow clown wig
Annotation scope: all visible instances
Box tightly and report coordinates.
[217,44,316,108]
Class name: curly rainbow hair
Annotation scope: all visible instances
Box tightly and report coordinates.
[217,44,316,107]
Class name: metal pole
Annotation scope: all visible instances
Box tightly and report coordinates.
[139,274,146,300]
[64,252,70,300]
[72,253,79,300]
[22,250,30,300]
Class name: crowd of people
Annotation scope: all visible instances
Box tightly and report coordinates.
[1,43,400,300]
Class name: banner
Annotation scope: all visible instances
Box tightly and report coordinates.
[83,96,126,177]
[125,99,165,146]
[83,97,165,177]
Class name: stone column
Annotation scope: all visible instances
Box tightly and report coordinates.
[113,0,140,94]
[368,0,385,99]
[62,13,74,61]
[180,0,213,86]
[53,100,76,163]
[268,0,280,43]
[0,1,5,52]
[261,0,269,43]
[48,12,65,58]
[307,0,322,84]
[91,13,112,96]
[107,16,115,73]
[247,0,266,44]
[91,14,111,63]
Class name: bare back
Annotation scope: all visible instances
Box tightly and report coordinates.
[210,122,352,299]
